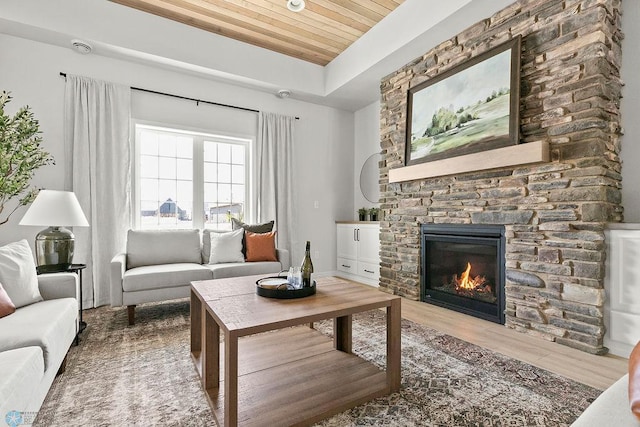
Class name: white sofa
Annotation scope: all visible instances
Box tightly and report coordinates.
[110,229,290,324]
[571,374,639,426]
[0,273,78,424]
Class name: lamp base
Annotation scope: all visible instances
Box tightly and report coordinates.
[35,226,75,272]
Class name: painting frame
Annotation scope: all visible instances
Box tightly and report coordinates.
[405,36,521,166]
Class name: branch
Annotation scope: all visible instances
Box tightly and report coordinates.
[0,202,23,226]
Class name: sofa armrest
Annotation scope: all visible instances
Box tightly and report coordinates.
[37,273,79,301]
[110,253,127,307]
[276,249,290,271]
[571,374,635,426]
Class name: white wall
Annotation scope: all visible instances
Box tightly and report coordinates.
[620,2,640,222]
[353,100,381,216]
[0,34,354,272]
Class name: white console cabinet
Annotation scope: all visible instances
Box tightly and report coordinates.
[604,225,640,357]
[336,222,380,287]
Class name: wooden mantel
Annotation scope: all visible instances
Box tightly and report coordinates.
[388,140,550,183]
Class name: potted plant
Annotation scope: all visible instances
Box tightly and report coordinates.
[0,91,54,226]
[358,207,368,221]
[369,207,380,221]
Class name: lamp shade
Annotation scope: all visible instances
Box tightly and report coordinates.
[19,190,89,227]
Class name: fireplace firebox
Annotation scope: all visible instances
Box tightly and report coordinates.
[421,224,505,324]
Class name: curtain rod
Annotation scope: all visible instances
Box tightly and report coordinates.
[59,72,299,119]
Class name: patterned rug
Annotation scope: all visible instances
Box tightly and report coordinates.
[34,300,600,426]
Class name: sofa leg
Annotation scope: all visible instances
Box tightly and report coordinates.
[127,305,136,325]
[57,355,68,376]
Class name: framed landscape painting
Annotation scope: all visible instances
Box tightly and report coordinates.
[405,36,521,166]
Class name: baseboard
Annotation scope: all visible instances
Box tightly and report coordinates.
[331,271,379,288]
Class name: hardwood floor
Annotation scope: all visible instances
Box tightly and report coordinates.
[399,297,627,390]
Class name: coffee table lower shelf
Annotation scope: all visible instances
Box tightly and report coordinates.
[192,326,390,427]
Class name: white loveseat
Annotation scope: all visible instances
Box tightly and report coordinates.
[110,229,290,324]
[0,273,78,424]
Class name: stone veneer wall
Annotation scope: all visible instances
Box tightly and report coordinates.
[379,0,623,354]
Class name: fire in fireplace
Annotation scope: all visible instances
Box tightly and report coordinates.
[421,224,505,324]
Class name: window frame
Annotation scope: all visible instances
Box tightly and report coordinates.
[132,121,254,231]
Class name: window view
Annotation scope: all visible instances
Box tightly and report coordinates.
[135,125,249,230]
[204,140,246,230]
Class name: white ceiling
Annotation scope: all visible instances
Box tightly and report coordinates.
[0,0,514,111]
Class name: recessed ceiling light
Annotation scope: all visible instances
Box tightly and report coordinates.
[277,89,292,99]
[71,39,93,54]
[287,0,305,12]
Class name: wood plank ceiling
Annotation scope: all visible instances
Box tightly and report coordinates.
[109,0,406,66]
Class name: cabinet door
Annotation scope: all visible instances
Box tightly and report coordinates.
[357,225,380,265]
[337,224,358,259]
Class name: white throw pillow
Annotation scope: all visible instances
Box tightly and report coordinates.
[0,240,42,308]
[209,229,245,264]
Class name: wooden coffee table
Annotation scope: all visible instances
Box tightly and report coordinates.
[190,275,401,427]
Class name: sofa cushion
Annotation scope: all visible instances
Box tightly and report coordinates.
[0,347,44,417]
[245,231,277,262]
[0,282,16,318]
[206,261,282,279]
[127,229,202,268]
[0,240,42,308]
[123,263,213,292]
[209,229,245,264]
[0,298,77,371]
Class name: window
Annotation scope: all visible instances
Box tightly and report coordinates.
[134,124,251,230]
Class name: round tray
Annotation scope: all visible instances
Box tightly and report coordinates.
[256,277,316,299]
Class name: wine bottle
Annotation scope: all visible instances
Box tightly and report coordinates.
[300,241,314,288]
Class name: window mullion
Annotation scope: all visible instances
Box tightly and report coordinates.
[193,137,205,229]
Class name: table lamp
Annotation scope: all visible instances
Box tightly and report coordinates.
[19,190,89,273]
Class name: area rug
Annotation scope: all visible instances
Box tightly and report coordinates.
[34,300,601,426]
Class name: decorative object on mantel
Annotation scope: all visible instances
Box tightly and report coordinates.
[405,36,521,166]
[369,207,379,221]
[389,140,550,183]
[0,91,54,226]
[358,207,368,221]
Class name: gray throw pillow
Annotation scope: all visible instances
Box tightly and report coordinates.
[231,218,274,233]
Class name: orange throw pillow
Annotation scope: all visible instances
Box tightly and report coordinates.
[0,282,16,318]
[245,231,277,262]
[630,341,640,419]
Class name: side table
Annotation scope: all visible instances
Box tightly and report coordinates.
[37,263,87,344]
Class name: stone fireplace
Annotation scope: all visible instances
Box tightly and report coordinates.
[422,224,506,324]
[378,0,623,354]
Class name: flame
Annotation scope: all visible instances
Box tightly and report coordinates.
[454,262,490,293]
[458,262,474,290]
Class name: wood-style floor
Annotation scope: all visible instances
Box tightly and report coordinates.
[399,296,627,390]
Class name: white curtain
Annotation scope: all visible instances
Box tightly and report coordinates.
[64,75,131,308]
[255,112,296,266]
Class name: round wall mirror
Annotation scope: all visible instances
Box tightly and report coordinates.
[360,152,381,203]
